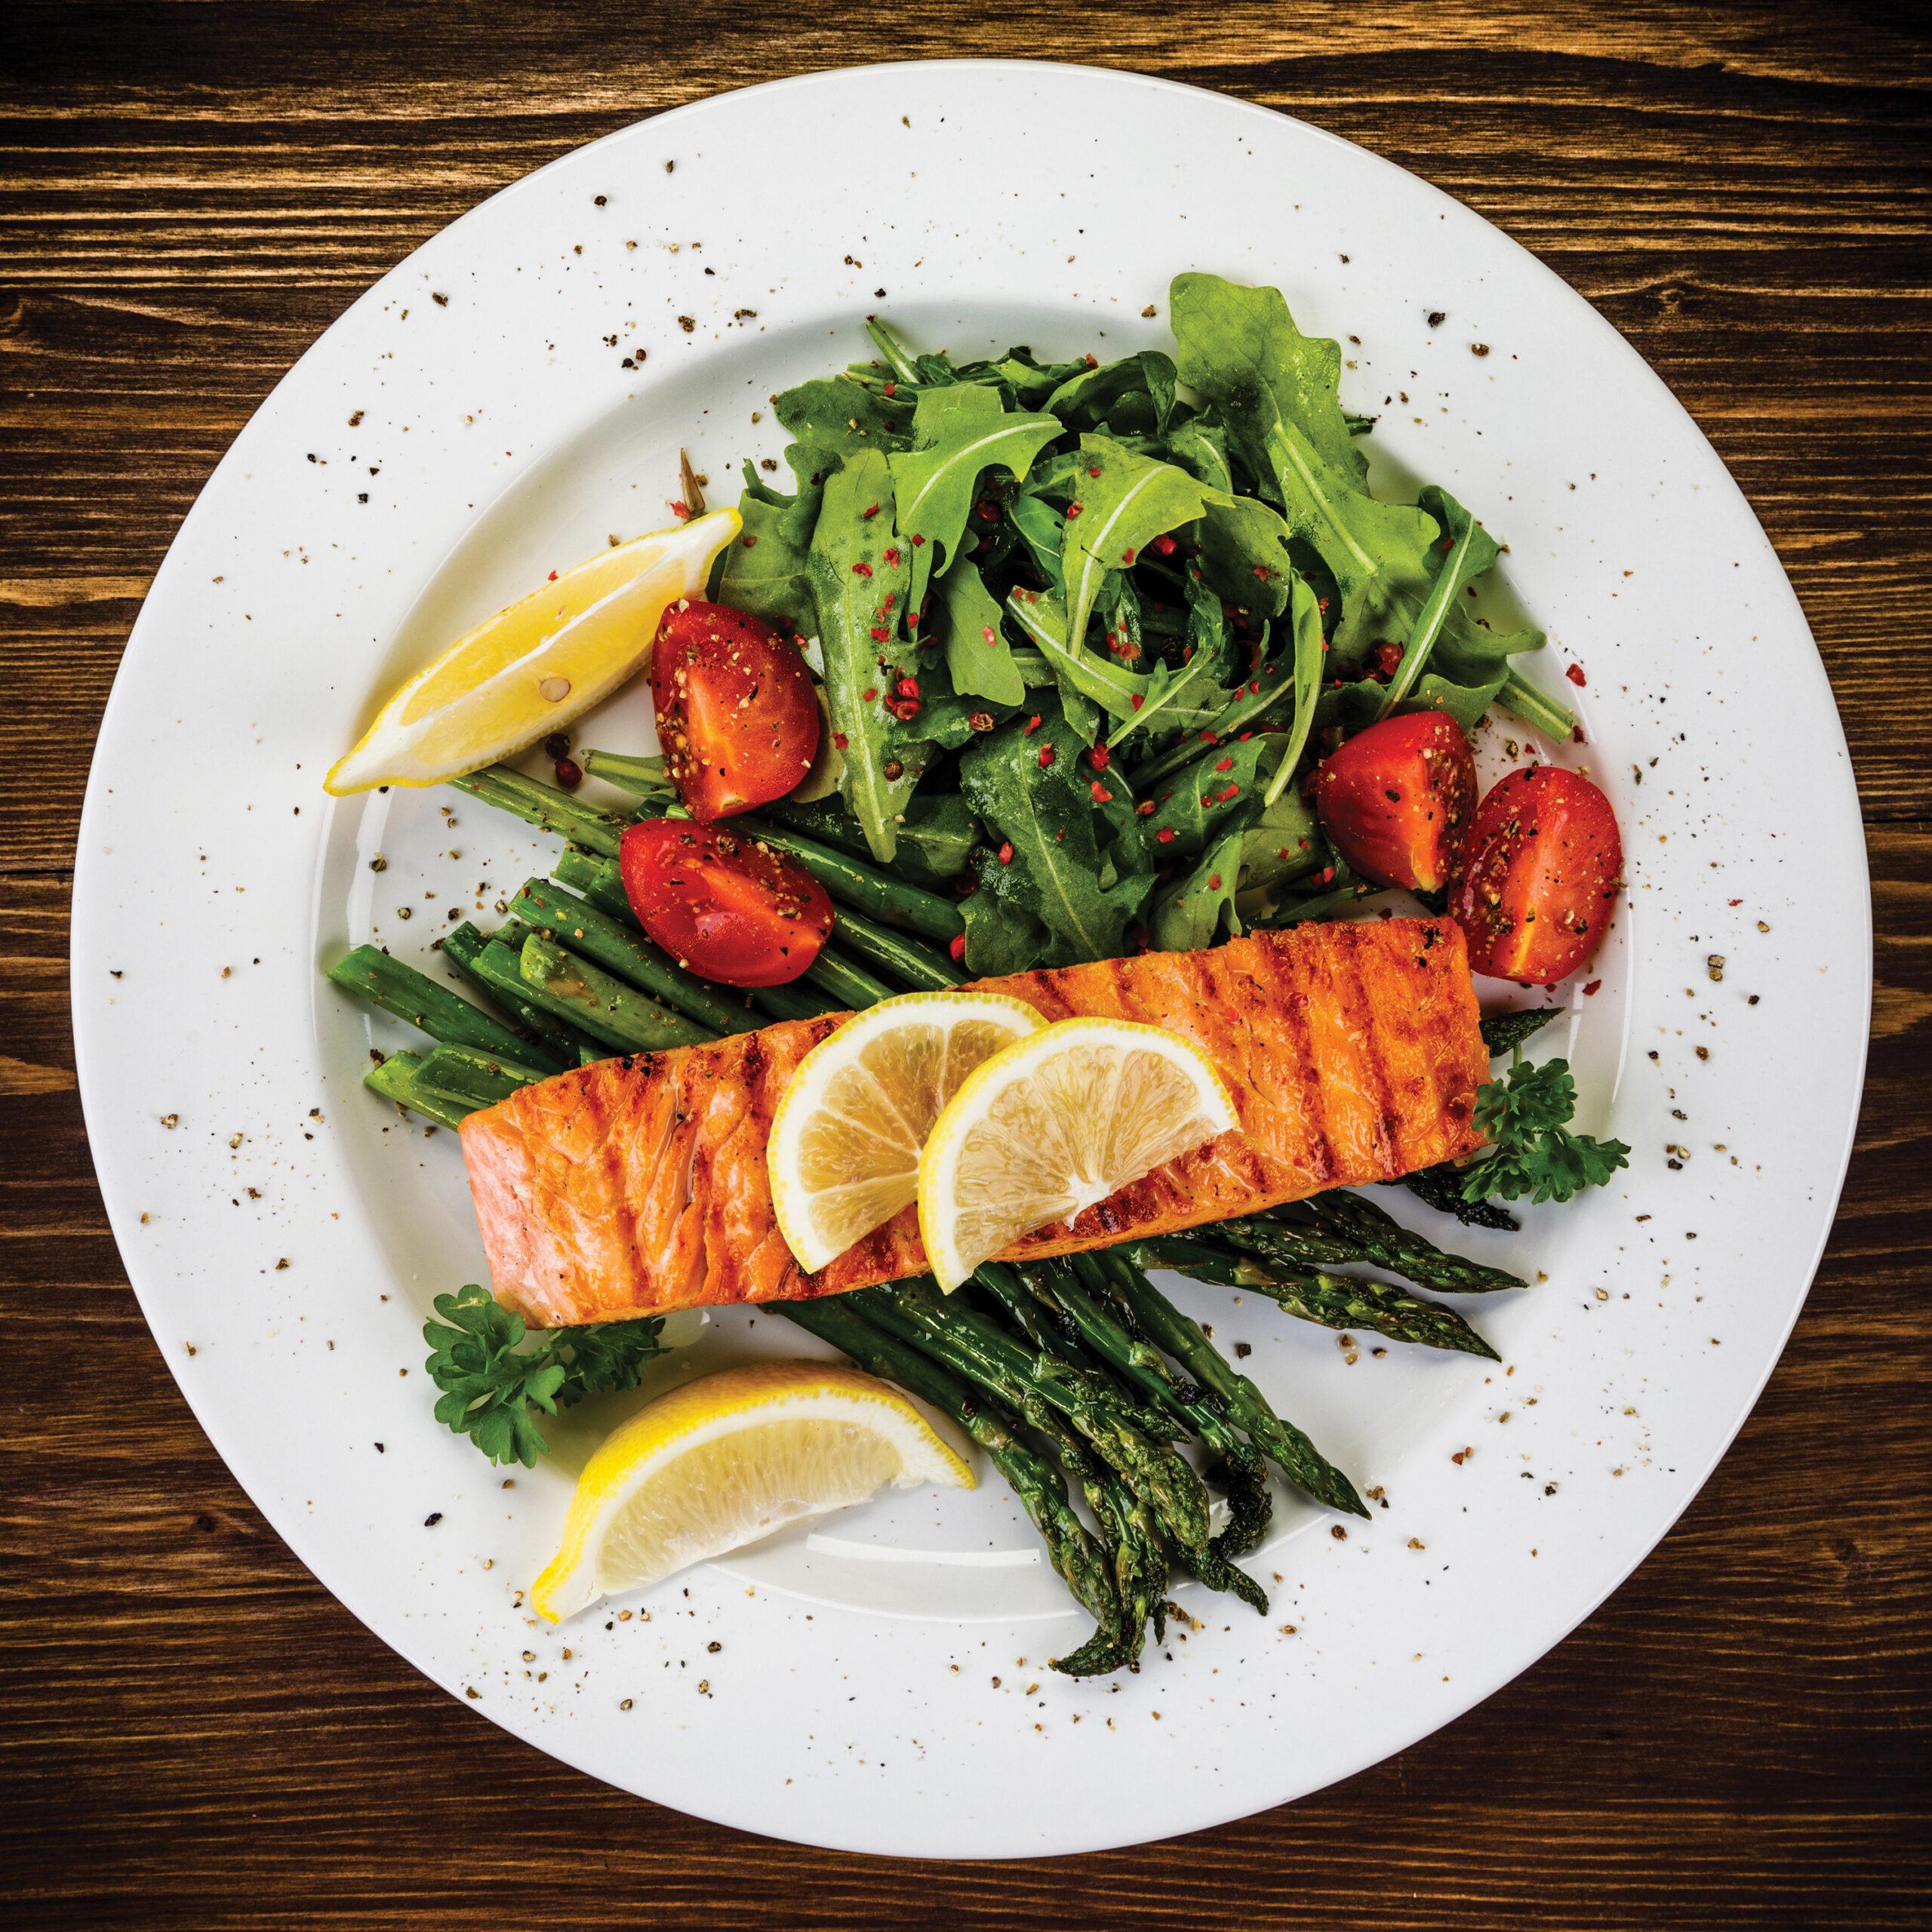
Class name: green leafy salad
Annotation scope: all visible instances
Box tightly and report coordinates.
[716,272,1573,974]
[324,274,1631,1676]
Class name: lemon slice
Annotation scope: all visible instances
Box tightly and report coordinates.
[767,990,1047,1272]
[917,1017,1238,1292]
[325,507,740,794]
[529,1360,973,1623]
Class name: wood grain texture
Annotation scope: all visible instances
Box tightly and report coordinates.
[2,4,1927,1925]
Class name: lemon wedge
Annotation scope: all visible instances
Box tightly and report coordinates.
[917,1017,1238,1292]
[767,991,1047,1272]
[325,507,740,794]
[529,1360,973,1623]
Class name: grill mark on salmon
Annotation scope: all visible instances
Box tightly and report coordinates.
[1257,946,1336,1188]
[460,918,1490,1327]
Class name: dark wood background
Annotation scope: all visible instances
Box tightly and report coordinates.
[4,4,1927,1925]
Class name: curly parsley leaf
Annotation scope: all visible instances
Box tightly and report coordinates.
[424,1285,665,1468]
[1463,1058,1630,1206]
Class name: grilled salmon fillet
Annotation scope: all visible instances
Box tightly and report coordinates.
[460,917,1488,1327]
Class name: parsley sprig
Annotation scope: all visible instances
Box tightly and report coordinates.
[424,1285,665,1467]
[1463,1056,1630,1206]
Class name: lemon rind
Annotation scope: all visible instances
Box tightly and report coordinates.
[766,990,1047,1272]
[915,1017,1238,1292]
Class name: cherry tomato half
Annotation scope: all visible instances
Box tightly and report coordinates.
[1452,764,1623,984]
[1314,711,1477,893]
[620,817,833,988]
[651,599,820,822]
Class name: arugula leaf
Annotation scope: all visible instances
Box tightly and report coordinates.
[960,884,1049,976]
[1163,419,1235,494]
[888,386,1062,618]
[1235,781,1321,895]
[931,556,1026,706]
[1005,489,1066,591]
[894,792,984,884]
[715,454,824,637]
[1192,488,1298,621]
[1171,275,1438,655]
[1060,435,1208,660]
[1107,580,1241,750]
[1262,420,1441,656]
[1128,646,1299,789]
[808,451,918,861]
[886,663,989,753]
[958,346,1094,406]
[1377,483,1501,714]
[424,1286,664,1468]
[1118,731,1281,869]
[1261,573,1327,806]
[1149,827,1246,952]
[958,697,1152,964]
[1004,583,1140,733]
[860,316,926,386]
[1323,665,1506,740]
[1463,1058,1631,1206]
[1045,350,1178,435]
[1170,272,1367,486]
[774,376,912,457]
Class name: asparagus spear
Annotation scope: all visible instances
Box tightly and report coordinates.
[474,758,968,946]
[1294,1190,1526,1295]
[448,765,630,859]
[981,1262,1271,1606]
[441,921,597,1069]
[1397,1163,1521,1232]
[547,849,843,1023]
[731,816,967,946]
[751,980,844,1022]
[1480,1007,1559,1057]
[802,946,896,1011]
[1004,1259,1214,1440]
[1128,1236,1499,1360]
[1041,1256,1272,1593]
[509,878,758,1035]
[328,944,556,1071]
[515,934,712,1052]
[814,901,964,991]
[854,1281,1213,1553]
[775,1296,1131,1677]
[1078,1472,1168,1662]
[364,1051,469,1130]
[413,1044,554,1115]
[574,749,675,803]
[1091,1252,1368,1518]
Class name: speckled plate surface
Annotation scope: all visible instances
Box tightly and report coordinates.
[71,62,1869,1858]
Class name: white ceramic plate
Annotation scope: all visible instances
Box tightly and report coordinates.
[72,63,1869,1858]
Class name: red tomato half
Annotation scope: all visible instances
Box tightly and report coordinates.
[651,599,820,821]
[620,818,833,987]
[1453,764,1623,984]
[1314,712,1477,893]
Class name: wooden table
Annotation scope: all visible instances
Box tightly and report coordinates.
[5,6,1927,1924]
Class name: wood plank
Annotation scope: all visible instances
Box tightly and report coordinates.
[2,8,1926,1924]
